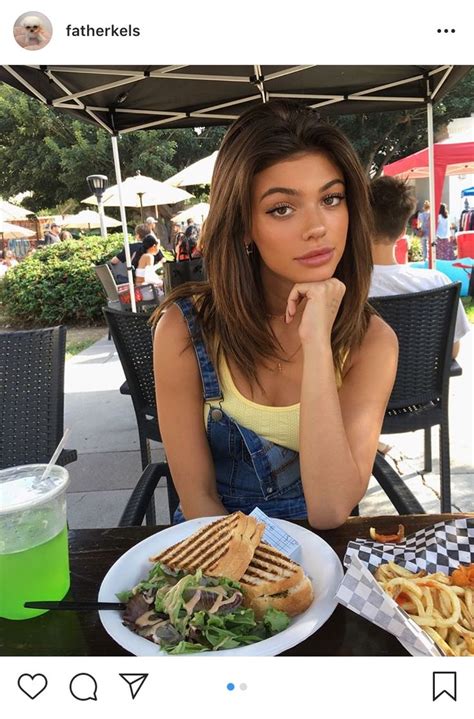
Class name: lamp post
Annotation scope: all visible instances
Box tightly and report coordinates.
[86,174,109,239]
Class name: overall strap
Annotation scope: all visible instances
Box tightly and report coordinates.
[174,297,223,402]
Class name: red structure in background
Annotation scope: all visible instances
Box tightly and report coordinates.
[384,141,474,223]
[394,236,408,264]
[456,231,474,259]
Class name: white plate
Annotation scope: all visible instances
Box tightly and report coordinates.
[99,517,343,656]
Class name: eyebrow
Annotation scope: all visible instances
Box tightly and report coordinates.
[259,178,345,202]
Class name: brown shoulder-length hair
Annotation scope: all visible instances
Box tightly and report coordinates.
[154,100,374,387]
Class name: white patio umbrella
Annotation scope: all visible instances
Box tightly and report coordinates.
[165,151,218,187]
[81,172,193,216]
[0,200,33,220]
[62,209,121,230]
[0,220,35,239]
[172,202,210,224]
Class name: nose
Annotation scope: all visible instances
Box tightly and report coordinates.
[301,207,326,242]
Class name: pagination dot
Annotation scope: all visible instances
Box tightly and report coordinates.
[240,683,248,691]
[227,683,235,691]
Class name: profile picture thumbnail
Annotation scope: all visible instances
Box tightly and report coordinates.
[13,11,52,50]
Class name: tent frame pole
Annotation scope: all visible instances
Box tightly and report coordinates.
[427,97,436,270]
[111,134,136,312]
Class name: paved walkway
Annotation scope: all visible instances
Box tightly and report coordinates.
[64,331,473,528]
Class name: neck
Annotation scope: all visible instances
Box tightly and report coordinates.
[371,238,398,266]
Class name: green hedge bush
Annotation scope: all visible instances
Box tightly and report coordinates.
[0,235,125,326]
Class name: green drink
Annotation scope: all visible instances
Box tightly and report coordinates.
[0,525,70,620]
[0,464,70,621]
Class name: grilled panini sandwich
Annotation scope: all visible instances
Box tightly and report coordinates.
[240,542,314,618]
[151,512,264,581]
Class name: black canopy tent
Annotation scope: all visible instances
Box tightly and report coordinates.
[1,64,471,305]
[0,65,469,132]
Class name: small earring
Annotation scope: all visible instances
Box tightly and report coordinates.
[245,242,254,255]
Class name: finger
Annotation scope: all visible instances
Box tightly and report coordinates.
[285,287,307,323]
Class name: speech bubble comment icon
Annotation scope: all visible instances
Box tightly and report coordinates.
[69,673,98,701]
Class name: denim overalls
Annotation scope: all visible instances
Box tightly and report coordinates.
[172,298,308,524]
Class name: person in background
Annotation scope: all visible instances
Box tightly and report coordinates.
[109,223,164,283]
[43,223,61,245]
[417,200,430,261]
[0,250,8,278]
[436,203,455,260]
[134,235,164,299]
[3,249,19,267]
[145,216,159,240]
[152,100,398,528]
[369,176,470,359]
[59,229,73,242]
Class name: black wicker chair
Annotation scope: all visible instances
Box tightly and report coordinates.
[162,258,206,295]
[119,462,179,526]
[0,326,77,469]
[103,307,165,523]
[370,282,461,512]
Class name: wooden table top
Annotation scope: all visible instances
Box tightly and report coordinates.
[0,514,469,656]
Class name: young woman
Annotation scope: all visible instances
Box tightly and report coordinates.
[153,101,398,529]
[436,203,454,260]
[134,235,164,298]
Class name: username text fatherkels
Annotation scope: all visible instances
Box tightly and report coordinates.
[66,24,140,37]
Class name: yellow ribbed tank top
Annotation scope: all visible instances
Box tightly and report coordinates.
[204,356,300,451]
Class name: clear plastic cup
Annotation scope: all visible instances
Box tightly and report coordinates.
[0,464,70,620]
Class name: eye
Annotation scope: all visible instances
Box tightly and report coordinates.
[322,193,345,207]
[267,203,294,218]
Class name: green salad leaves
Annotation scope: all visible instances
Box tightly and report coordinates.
[118,562,290,654]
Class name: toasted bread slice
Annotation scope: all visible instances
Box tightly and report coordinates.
[240,542,304,598]
[151,512,264,581]
[245,576,314,619]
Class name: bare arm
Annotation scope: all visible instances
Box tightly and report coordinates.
[287,281,398,529]
[153,305,227,519]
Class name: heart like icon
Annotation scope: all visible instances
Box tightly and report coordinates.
[18,673,48,699]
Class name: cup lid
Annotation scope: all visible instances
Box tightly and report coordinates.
[0,464,70,514]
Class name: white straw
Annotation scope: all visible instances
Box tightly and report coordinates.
[40,428,71,481]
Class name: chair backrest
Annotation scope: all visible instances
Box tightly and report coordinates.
[0,326,67,468]
[163,258,206,295]
[95,264,120,302]
[369,283,461,410]
[103,308,157,415]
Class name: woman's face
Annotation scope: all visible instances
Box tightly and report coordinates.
[250,152,349,286]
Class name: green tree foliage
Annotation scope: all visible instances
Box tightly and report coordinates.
[0,84,226,209]
[333,68,474,176]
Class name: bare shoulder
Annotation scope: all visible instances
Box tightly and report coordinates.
[154,303,191,350]
[153,303,201,391]
[363,313,398,353]
[344,314,398,377]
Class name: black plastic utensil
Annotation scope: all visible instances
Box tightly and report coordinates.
[24,601,125,611]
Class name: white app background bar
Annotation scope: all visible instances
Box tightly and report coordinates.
[2,656,470,717]
[0,0,471,63]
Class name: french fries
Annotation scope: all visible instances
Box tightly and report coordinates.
[374,561,474,657]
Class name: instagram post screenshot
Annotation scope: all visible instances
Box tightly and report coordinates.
[0,1,473,714]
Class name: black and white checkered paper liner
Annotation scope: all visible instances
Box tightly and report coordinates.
[344,518,474,574]
[336,555,442,656]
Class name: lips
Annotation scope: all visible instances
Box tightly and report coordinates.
[294,247,335,267]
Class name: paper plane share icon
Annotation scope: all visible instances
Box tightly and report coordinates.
[119,673,148,700]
